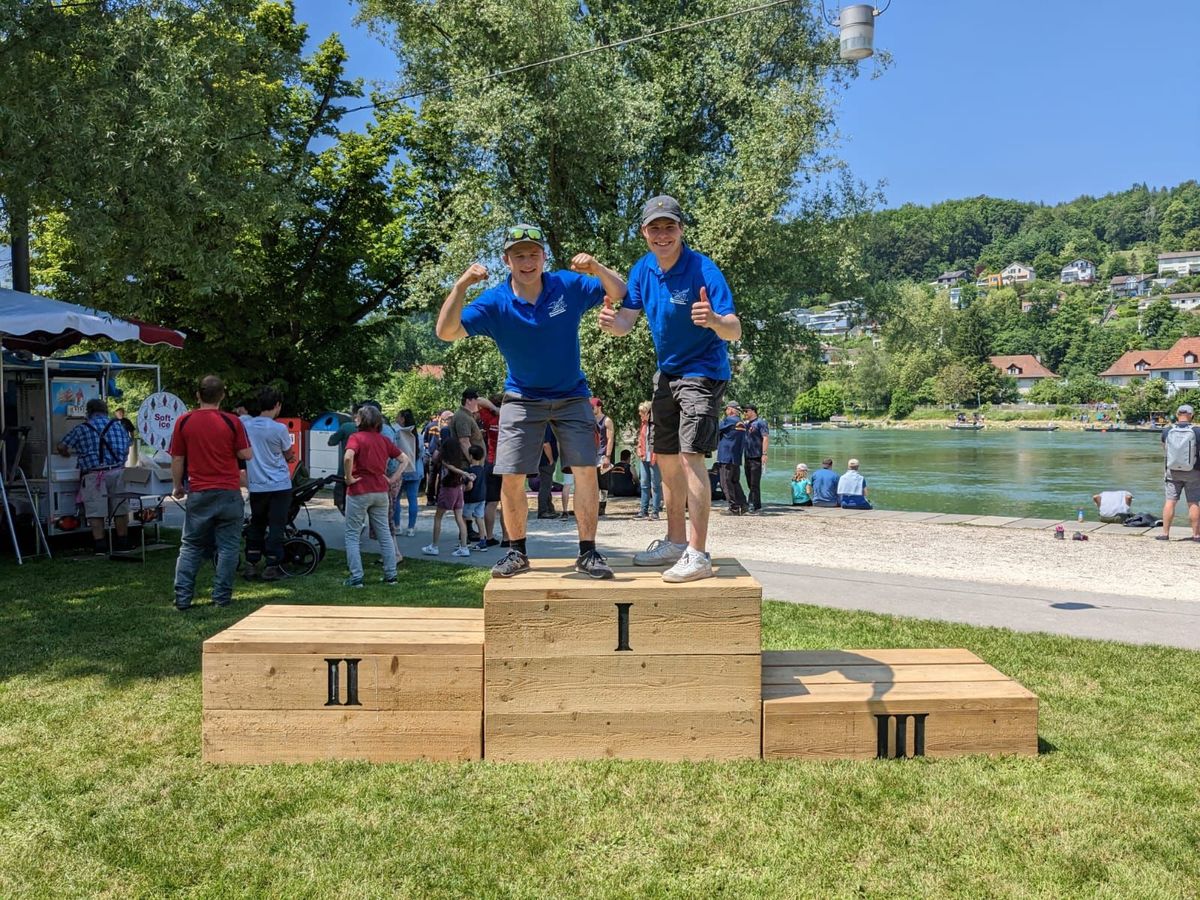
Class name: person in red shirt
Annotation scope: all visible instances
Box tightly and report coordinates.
[343,404,406,587]
[476,394,505,545]
[169,375,252,610]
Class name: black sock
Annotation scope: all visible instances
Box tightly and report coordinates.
[512,538,527,555]
[579,540,596,555]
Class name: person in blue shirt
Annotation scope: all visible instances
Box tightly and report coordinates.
[239,385,299,580]
[57,396,133,555]
[810,457,841,507]
[436,223,627,579]
[742,404,770,513]
[715,401,748,515]
[600,195,742,583]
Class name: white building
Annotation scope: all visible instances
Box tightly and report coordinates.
[1157,251,1200,278]
[1060,259,1096,284]
[1099,350,1167,386]
[1137,292,1200,314]
[1149,338,1200,394]
[1000,263,1036,285]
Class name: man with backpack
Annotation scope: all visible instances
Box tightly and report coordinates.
[57,397,132,555]
[1158,403,1200,542]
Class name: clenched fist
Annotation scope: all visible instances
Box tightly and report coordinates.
[598,295,617,331]
[691,286,713,328]
[458,263,489,287]
[570,253,600,276]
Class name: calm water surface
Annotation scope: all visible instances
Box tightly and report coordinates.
[761,428,1178,521]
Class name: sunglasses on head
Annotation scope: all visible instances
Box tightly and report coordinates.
[506,226,543,242]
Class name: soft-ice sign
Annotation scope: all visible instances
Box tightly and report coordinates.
[138,392,186,453]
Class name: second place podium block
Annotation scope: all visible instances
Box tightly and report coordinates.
[483,558,763,761]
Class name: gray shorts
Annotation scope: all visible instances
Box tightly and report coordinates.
[651,371,727,455]
[1164,470,1200,503]
[79,468,128,519]
[494,395,596,476]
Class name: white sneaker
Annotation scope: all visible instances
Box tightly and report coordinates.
[421,544,439,555]
[404,527,416,538]
[662,548,713,583]
[633,538,688,567]
[452,545,471,557]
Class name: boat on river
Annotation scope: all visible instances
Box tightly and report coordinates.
[947,423,985,431]
[1018,424,1059,432]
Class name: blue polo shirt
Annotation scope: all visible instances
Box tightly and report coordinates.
[716,415,746,464]
[623,245,735,380]
[461,270,605,400]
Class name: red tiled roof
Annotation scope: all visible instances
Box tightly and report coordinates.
[1151,338,1200,371]
[1099,349,1168,377]
[989,355,1057,379]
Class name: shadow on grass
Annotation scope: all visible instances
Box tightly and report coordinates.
[0,542,488,685]
[1038,736,1059,755]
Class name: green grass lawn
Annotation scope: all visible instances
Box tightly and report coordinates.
[1,547,1198,898]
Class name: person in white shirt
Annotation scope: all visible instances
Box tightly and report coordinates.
[240,386,297,580]
[1092,490,1132,524]
[837,458,872,510]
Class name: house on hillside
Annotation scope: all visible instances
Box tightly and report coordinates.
[1109,273,1154,298]
[935,270,967,287]
[1001,263,1036,285]
[1137,292,1200,314]
[1157,251,1200,278]
[988,355,1057,394]
[1099,350,1167,386]
[975,272,1003,290]
[1060,259,1096,284]
[1148,337,1200,394]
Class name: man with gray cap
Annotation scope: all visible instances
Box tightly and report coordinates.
[1158,402,1200,541]
[600,195,742,582]
[715,401,748,515]
[436,224,627,578]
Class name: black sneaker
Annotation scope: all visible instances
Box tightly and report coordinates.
[574,549,614,580]
[173,601,191,612]
[490,549,531,578]
[486,538,501,547]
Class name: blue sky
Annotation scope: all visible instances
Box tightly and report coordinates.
[293,0,1200,209]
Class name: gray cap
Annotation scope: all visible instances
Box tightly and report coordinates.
[502,223,545,252]
[725,401,741,411]
[1179,404,1195,415]
[641,195,682,227]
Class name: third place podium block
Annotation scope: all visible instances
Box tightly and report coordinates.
[483,557,762,761]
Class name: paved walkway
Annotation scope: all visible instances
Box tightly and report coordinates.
[793,504,1161,537]
[158,496,1200,650]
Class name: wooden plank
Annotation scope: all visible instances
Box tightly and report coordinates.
[223,617,484,635]
[763,708,1038,760]
[483,558,761,603]
[762,680,1038,713]
[202,653,482,711]
[762,649,984,667]
[485,654,760,714]
[484,710,761,762]
[203,710,481,763]
[485,595,760,658]
[762,663,1011,686]
[203,630,483,655]
[247,605,483,621]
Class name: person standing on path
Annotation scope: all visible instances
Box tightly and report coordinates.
[715,401,748,516]
[169,375,252,610]
[342,404,403,587]
[1157,403,1200,541]
[592,397,615,517]
[600,195,742,582]
[239,386,297,581]
[635,400,663,520]
[435,223,627,579]
[742,404,769,513]
[477,394,504,546]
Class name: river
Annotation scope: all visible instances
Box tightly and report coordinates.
[761,427,1181,521]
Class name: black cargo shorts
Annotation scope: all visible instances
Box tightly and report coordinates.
[650,370,727,455]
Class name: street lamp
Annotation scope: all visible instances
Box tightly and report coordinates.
[821,1,891,61]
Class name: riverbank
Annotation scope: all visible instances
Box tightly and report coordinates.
[787,418,1139,432]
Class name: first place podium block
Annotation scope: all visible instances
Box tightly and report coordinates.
[484,558,762,761]
[203,605,483,764]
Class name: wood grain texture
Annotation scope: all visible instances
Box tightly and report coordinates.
[203,710,482,763]
[762,663,1010,686]
[248,605,483,621]
[203,653,482,711]
[762,708,1038,760]
[483,558,762,603]
[485,654,760,714]
[485,595,760,658]
[761,680,1038,713]
[484,710,761,762]
[762,649,984,667]
[204,630,484,656]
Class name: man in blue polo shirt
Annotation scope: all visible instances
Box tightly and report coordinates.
[599,195,742,582]
[435,223,627,579]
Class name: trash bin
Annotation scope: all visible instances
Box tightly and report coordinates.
[307,411,351,479]
[277,417,309,479]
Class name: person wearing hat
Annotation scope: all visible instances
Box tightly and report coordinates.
[836,458,872,510]
[742,404,769,513]
[791,463,813,507]
[599,195,741,582]
[1158,402,1200,542]
[436,224,627,578]
[715,401,748,515]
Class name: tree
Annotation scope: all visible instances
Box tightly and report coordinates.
[1027,378,1066,405]
[887,387,917,419]
[1142,297,1184,346]
[846,347,891,412]
[793,381,844,421]
[1118,378,1169,423]
[933,361,977,407]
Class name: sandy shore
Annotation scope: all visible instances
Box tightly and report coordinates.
[584,503,1199,604]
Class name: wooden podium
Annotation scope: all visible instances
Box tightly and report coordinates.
[202,605,484,763]
[483,558,763,761]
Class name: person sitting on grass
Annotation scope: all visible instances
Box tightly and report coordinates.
[422,429,474,558]
[1092,490,1133,524]
[810,457,840,508]
[836,458,873,510]
[342,404,404,588]
[791,463,812,507]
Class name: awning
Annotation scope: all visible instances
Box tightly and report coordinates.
[0,288,185,354]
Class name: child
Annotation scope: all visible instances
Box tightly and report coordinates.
[464,445,488,550]
[422,432,474,557]
[791,463,812,507]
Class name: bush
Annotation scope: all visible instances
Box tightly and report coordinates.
[887,388,917,420]
[793,381,845,421]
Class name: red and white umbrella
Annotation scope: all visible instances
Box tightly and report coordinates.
[0,287,185,353]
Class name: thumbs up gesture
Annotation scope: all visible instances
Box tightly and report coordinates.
[691,286,713,329]
[598,294,617,331]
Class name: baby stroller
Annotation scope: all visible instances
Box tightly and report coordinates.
[246,474,343,577]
